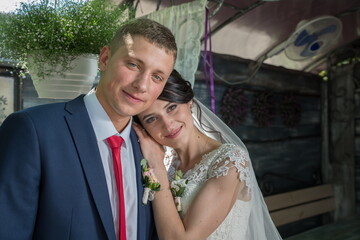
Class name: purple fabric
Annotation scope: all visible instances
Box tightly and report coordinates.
[203,8,215,113]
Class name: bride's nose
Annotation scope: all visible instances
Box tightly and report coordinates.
[162,116,174,130]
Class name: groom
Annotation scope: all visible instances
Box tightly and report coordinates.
[0,18,177,240]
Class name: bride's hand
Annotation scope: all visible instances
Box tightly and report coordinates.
[133,122,165,169]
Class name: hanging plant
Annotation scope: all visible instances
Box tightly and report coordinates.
[251,91,275,127]
[0,0,131,79]
[280,93,302,128]
[219,87,248,126]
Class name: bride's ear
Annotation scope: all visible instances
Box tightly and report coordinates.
[188,100,193,112]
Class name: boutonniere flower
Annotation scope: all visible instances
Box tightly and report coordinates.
[171,170,188,212]
[141,159,161,205]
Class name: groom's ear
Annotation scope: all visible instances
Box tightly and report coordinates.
[99,46,110,71]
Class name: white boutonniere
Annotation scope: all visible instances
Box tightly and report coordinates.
[141,159,161,205]
[171,170,188,212]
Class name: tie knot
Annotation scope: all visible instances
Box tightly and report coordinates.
[106,135,124,149]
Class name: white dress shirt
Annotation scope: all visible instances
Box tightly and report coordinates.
[84,89,138,240]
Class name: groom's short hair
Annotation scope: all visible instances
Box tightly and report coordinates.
[109,18,177,61]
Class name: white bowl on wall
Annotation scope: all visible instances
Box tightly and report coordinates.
[28,54,98,99]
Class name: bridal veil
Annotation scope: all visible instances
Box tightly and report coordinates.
[191,98,283,240]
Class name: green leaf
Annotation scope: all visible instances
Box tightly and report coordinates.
[177,187,186,196]
[140,158,148,171]
[174,170,183,180]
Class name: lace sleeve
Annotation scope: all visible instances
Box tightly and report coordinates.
[208,145,252,190]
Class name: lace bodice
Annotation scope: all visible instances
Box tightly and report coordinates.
[165,143,253,239]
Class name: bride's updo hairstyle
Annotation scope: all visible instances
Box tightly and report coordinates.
[159,70,223,141]
[158,69,194,104]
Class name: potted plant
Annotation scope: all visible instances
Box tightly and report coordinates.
[0,0,130,99]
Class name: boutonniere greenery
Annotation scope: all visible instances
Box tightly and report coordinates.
[141,159,161,205]
[171,170,188,212]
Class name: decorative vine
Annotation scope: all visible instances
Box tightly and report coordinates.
[219,89,303,128]
[251,91,275,127]
[219,87,248,126]
[280,93,302,128]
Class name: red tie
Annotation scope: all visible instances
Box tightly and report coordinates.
[107,135,126,240]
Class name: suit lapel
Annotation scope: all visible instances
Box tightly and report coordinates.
[130,129,149,240]
[64,96,116,240]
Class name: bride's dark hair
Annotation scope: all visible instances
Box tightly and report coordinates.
[158,69,193,103]
[159,70,222,141]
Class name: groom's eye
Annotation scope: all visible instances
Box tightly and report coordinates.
[152,74,163,82]
[127,62,138,69]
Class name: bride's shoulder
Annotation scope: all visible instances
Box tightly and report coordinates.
[210,144,251,167]
[218,143,249,156]
[208,144,252,184]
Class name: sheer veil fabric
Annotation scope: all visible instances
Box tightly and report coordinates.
[165,98,283,240]
[193,99,282,239]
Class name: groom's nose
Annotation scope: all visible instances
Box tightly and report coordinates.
[132,72,150,93]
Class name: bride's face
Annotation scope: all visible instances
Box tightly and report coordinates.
[137,99,194,148]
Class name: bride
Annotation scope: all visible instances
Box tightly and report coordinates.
[133,70,282,240]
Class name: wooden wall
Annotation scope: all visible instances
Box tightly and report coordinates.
[354,62,360,215]
[195,53,322,196]
[356,90,360,215]
[328,63,357,221]
[193,52,359,237]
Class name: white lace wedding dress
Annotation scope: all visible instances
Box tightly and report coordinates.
[165,143,253,240]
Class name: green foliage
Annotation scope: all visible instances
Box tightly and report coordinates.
[141,159,161,191]
[144,176,161,191]
[140,158,149,171]
[171,170,188,197]
[174,170,183,180]
[0,0,131,78]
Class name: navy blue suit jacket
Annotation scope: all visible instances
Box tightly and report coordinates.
[0,95,157,240]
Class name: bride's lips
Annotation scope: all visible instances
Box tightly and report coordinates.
[165,126,182,139]
[123,90,144,104]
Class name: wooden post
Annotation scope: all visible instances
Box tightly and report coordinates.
[321,79,331,184]
[329,63,356,220]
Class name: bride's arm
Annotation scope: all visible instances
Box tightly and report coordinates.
[154,165,243,240]
[133,123,246,240]
[132,122,169,188]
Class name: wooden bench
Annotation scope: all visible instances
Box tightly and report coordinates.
[264,184,360,240]
[264,184,335,227]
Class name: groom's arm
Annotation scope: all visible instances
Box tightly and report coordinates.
[0,112,40,239]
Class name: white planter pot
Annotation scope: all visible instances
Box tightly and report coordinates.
[28,54,98,99]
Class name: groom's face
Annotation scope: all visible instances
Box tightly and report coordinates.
[96,35,175,124]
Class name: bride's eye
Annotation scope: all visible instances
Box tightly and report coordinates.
[145,116,157,124]
[167,104,177,113]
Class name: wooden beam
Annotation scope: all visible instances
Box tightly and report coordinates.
[196,52,322,95]
[270,197,335,226]
[329,63,356,220]
[265,184,334,211]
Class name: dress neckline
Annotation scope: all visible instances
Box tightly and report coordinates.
[171,143,233,178]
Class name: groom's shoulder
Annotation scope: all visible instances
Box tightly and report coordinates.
[23,95,85,114]
[11,95,85,123]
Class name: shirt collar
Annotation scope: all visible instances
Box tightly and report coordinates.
[84,88,133,144]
